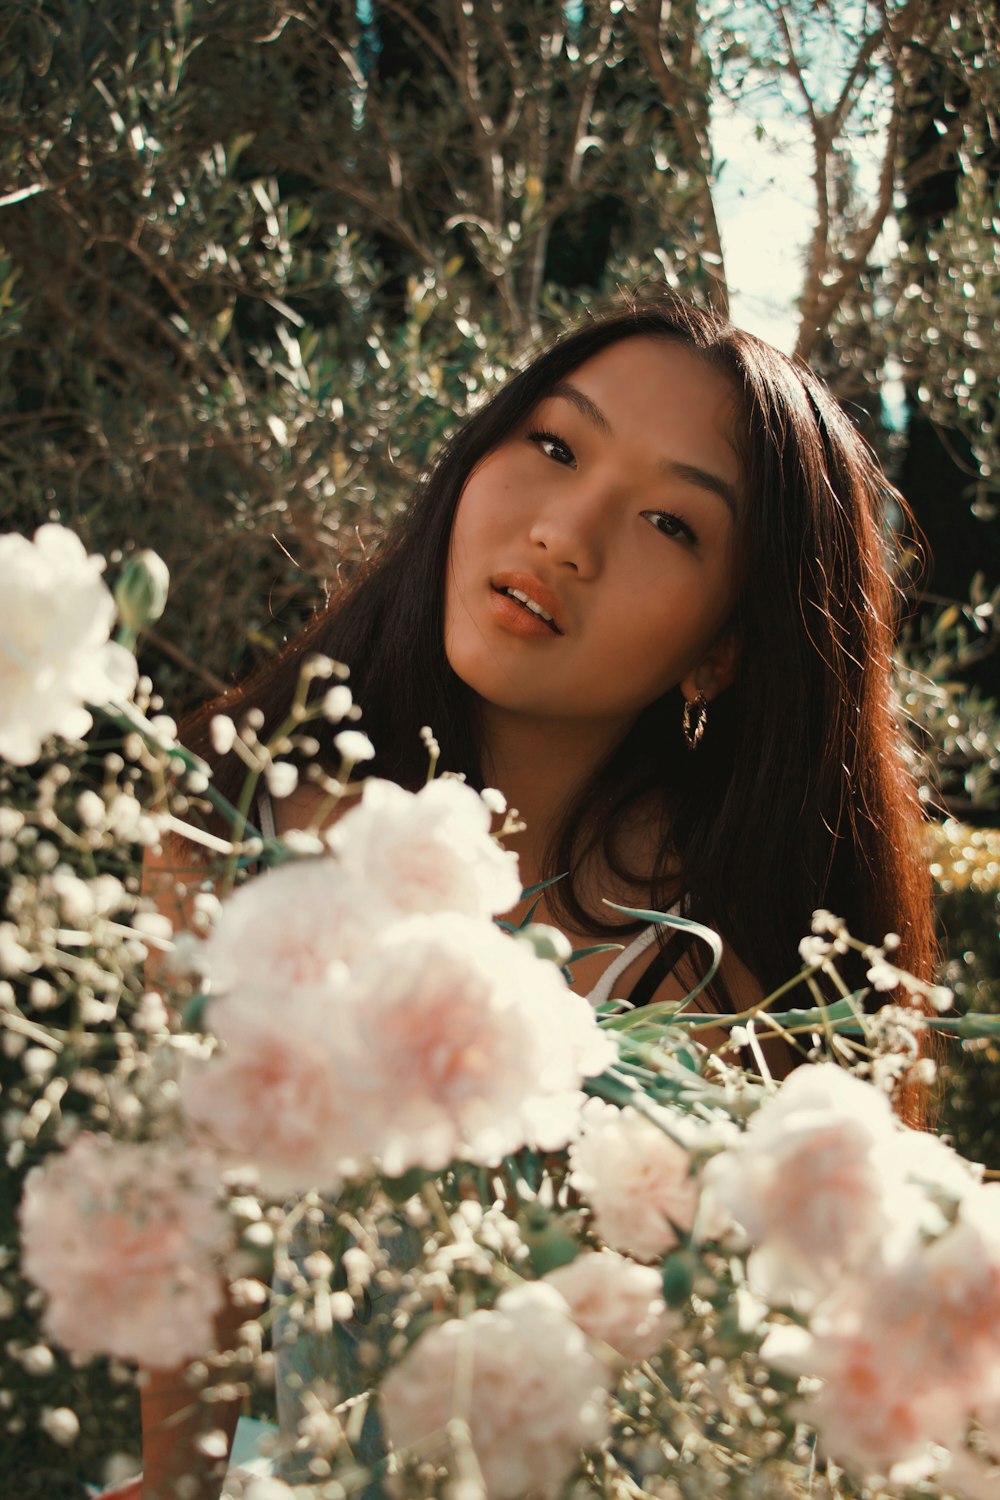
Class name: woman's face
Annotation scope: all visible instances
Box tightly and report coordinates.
[444,337,742,734]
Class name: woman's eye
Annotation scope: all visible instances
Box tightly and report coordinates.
[642,510,697,544]
[527,430,576,467]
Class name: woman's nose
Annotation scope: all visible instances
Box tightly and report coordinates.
[527,494,603,578]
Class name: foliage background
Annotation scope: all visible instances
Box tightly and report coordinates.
[0,0,997,1491]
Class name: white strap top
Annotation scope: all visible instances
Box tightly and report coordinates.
[256,788,277,841]
[585,924,659,1007]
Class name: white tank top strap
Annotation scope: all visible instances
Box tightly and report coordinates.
[586,924,658,1008]
[256,786,277,841]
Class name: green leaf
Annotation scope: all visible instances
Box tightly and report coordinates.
[662,1247,700,1308]
[603,903,723,1010]
[518,1205,580,1276]
[566,942,622,964]
[182,992,209,1029]
[382,1167,427,1203]
[733,996,867,1035]
[519,872,566,900]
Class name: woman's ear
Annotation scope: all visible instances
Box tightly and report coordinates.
[681,628,740,705]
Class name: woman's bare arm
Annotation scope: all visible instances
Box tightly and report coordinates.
[140,1305,244,1500]
[139,837,243,1500]
[138,785,345,1495]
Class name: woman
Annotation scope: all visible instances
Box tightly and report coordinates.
[141,296,934,1497]
[186,295,932,997]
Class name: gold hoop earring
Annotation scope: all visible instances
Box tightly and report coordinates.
[682,691,708,750]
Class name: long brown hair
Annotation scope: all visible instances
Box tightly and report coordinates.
[184,298,934,995]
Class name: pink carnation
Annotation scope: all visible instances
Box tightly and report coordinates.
[544,1250,673,1362]
[345,913,615,1174]
[872,1184,1000,1401]
[764,1313,968,1478]
[200,857,391,999]
[19,1134,228,1367]
[180,979,365,1194]
[381,1283,610,1499]
[569,1098,699,1262]
[702,1064,911,1308]
[327,777,521,919]
[185,911,613,1188]
[762,1184,1000,1481]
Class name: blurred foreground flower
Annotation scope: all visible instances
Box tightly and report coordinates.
[184,781,614,1187]
[381,1283,610,1499]
[0,525,137,765]
[704,1063,981,1310]
[19,1133,229,1366]
[326,775,522,918]
[344,912,613,1172]
[704,1064,906,1308]
[543,1249,674,1362]
[569,1096,700,1261]
[763,1183,1000,1480]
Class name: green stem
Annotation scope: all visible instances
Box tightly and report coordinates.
[95,706,261,842]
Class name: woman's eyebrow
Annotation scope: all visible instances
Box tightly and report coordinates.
[662,459,738,517]
[550,381,738,516]
[551,381,613,437]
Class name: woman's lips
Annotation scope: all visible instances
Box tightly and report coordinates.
[489,587,561,638]
[490,573,565,635]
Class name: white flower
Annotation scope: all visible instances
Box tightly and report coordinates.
[199,857,393,998]
[544,1250,673,1362]
[133,990,169,1032]
[0,808,23,838]
[209,714,237,755]
[39,1406,80,1446]
[90,873,130,917]
[381,1283,610,1500]
[928,984,955,1013]
[343,913,615,1175]
[321,685,353,722]
[0,525,137,765]
[132,910,174,944]
[264,759,298,798]
[19,1343,56,1375]
[50,867,97,925]
[148,713,178,748]
[28,977,58,1010]
[328,777,521,920]
[19,1134,228,1366]
[76,789,106,828]
[701,1065,908,1308]
[0,922,38,975]
[798,934,832,966]
[180,978,365,1193]
[569,1098,699,1262]
[106,792,142,840]
[333,729,375,764]
[188,863,613,1186]
[867,957,902,991]
[481,786,507,815]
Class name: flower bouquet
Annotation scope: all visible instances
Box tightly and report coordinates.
[4,525,1000,1500]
